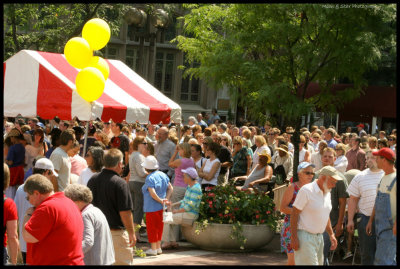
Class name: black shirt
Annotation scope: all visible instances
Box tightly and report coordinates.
[110,134,130,162]
[87,169,133,229]
[217,145,233,175]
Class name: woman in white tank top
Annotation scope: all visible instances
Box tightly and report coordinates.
[198,142,221,191]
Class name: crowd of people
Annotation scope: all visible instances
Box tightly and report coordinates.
[3,114,397,265]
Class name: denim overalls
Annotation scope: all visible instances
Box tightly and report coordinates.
[374,176,396,265]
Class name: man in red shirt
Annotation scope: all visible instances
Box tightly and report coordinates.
[3,163,19,265]
[22,174,84,265]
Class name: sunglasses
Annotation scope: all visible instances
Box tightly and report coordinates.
[388,139,394,141]
[142,142,148,145]
[303,172,315,176]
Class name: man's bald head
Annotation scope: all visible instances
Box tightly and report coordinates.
[157,127,169,142]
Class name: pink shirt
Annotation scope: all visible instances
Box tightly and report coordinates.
[70,155,88,176]
[174,158,195,188]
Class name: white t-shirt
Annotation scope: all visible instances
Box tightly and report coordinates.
[78,167,96,186]
[377,171,397,221]
[201,158,220,186]
[346,168,384,216]
[334,155,348,174]
[293,181,332,234]
[50,147,71,191]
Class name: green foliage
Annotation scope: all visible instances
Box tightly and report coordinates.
[175,4,396,123]
[195,182,279,248]
[4,4,126,60]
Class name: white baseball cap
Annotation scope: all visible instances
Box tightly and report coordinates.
[141,155,159,170]
[34,158,58,177]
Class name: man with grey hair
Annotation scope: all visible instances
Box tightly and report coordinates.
[22,174,84,265]
[64,184,115,265]
[187,116,198,127]
[87,148,135,265]
[290,166,340,265]
[218,123,232,147]
[155,127,176,180]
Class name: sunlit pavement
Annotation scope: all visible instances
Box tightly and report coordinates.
[134,233,356,266]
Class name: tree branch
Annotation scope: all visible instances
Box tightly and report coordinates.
[68,3,102,40]
[9,4,20,52]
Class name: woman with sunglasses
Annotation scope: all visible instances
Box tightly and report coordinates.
[280,162,315,265]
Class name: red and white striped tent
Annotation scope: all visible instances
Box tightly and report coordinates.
[4,50,181,124]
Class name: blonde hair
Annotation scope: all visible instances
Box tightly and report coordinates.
[335,143,347,156]
[254,135,266,146]
[233,136,243,145]
[178,143,192,158]
[242,129,251,139]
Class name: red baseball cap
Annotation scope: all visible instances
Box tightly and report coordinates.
[372,148,396,162]
[357,123,364,128]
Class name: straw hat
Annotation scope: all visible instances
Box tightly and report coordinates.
[257,149,271,164]
[276,144,289,155]
[7,128,22,138]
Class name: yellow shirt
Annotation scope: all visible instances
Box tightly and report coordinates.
[377,172,396,221]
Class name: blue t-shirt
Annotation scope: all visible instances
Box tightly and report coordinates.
[142,171,170,213]
[24,168,33,182]
[6,143,25,167]
[45,147,55,159]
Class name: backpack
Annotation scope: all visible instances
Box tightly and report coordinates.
[273,164,286,185]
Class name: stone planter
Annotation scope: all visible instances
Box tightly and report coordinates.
[181,222,274,252]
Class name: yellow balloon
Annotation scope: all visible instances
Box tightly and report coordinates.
[87,56,110,80]
[75,67,106,102]
[64,37,93,69]
[82,18,111,51]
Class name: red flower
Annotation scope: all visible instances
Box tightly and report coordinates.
[267,211,271,214]
[224,214,228,218]
[218,213,223,217]
[255,210,260,214]
[224,200,228,204]
[208,193,215,197]
[260,220,265,224]
[256,215,260,219]
[234,207,239,211]
[208,200,213,204]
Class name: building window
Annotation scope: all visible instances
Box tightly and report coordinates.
[180,60,200,103]
[104,46,119,59]
[126,48,139,71]
[154,51,175,97]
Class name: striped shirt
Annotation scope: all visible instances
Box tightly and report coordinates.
[179,182,203,215]
[346,168,384,216]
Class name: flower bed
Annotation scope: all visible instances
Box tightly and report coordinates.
[187,182,280,250]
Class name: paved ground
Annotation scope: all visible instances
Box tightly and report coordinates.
[134,232,358,266]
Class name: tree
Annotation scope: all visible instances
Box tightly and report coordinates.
[174,3,396,180]
[3,3,130,60]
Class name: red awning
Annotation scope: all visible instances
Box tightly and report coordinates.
[4,50,182,124]
[301,82,396,118]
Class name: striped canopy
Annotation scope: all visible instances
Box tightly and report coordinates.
[4,50,181,124]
